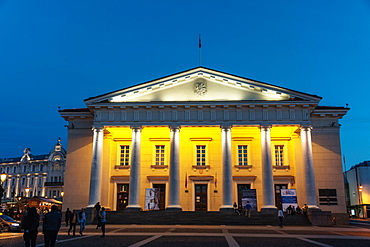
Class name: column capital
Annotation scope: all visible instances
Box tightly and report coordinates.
[300,125,312,131]
[92,126,105,132]
[130,125,142,131]
[260,125,272,131]
[169,125,181,131]
[220,125,232,130]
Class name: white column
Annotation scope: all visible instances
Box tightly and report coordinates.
[126,126,142,210]
[41,175,47,197]
[260,126,276,209]
[166,126,182,211]
[6,178,11,198]
[15,176,20,197]
[33,176,38,195]
[220,126,233,211]
[87,127,104,207]
[301,126,319,208]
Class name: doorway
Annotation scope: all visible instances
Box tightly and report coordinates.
[117,184,129,211]
[153,184,166,210]
[195,184,207,211]
[274,184,288,210]
[237,184,251,206]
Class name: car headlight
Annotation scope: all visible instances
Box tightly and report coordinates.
[11,223,19,227]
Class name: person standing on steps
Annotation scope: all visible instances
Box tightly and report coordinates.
[245,201,252,218]
[278,209,284,228]
[94,202,101,229]
[100,207,106,237]
[78,208,86,236]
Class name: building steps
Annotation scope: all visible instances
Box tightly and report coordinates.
[102,211,311,226]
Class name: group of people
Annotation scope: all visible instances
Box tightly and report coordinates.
[21,205,61,247]
[64,202,106,238]
[233,201,252,217]
[21,202,106,247]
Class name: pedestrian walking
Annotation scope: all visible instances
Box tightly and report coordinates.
[21,207,39,247]
[65,208,71,227]
[68,210,78,236]
[94,202,101,229]
[278,209,284,228]
[78,208,86,236]
[100,207,106,237]
[43,205,61,247]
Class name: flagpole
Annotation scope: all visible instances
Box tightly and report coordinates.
[199,34,202,66]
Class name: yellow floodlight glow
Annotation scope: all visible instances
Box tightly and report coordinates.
[0,172,6,183]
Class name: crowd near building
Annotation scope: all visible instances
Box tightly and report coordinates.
[59,67,349,223]
[0,139,66,204]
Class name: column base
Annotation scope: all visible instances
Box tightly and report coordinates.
[165,206,182,211]
[219,205,234,212]
[260,207,278,216]
[125,205,142,212]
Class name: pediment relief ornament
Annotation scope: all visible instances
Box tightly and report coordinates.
[194,81,207,97]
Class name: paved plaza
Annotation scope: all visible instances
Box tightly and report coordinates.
[1,223,370,247]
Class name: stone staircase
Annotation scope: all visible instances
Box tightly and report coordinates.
[102,211,311,226]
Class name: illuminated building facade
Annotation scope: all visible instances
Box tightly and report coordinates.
[59,67,349,221]
[0,139,66,202]
[344,161,370,218]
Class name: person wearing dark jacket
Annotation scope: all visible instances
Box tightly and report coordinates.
[65,208,71,227]
[21,207,40,247]
[43,205,61,247]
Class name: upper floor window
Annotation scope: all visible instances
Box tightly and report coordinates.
[196,145,206,166]
[155,145,165,166]
[32,165,36,172]
[274,145,284,166]
[238,145,248,166]
[119,145,130,166]
[22,177,26,185]
[13,166,17,173]
[6,167,10,174]
[40,164,43,172]
[23,166,27,173]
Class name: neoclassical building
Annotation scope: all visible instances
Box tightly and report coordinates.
[0,139,66,202]
[59,67,348,220]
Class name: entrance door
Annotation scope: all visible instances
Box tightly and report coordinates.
[117,184,129,211]
[274,184,288,210]
[237,184,251,206]
[195,184,207,211]
[153,184,166,210]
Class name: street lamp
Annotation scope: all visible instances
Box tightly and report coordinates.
[0,173,6,183]
[25,187,30,198]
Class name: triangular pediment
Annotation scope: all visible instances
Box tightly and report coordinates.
[85,67,321,105]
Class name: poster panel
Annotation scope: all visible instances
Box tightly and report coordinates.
[241,189,257,211]
[281,189,298,211]
[144,188,160,210]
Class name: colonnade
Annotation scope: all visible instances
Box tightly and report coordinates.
[87,125,319,210]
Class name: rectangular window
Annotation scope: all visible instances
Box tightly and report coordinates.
[319,189,338,205]
[274,145,284,166]
[196,145,206,166]
[23,166,27,172]
[238,145,248,166]
[13,167,16,173]
[155,145,165,166]
[120,145,130,166]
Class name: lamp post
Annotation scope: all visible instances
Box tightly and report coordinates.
[0,172,6,207]
[25,187,30,198]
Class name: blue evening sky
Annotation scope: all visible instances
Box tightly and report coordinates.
[1,1,369,171]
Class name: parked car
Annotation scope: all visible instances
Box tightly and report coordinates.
[0,215,21,232]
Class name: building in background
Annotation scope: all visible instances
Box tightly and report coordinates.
[59,67,349,223]
[0,139,66,206]
[344,161,370,218]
